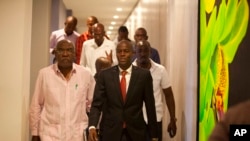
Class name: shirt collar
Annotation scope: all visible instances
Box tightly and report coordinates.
[118,65,132,74]
[132,58,156,71]
[53,63,77,73]
[149,59,157,71]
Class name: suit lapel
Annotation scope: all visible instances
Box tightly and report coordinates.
[112,66,124,104]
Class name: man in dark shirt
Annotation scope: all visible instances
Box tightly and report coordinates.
[132,27,161,64]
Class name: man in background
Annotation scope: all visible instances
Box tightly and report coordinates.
[75,16,99,64]
[133,40,177,141]
[132,27,161,64]
[75,16,110,64]
[113,25,133,46]
[94,57,112,80]
[209,99,250,141]
[49,16,79,63]
[80,23,117,75]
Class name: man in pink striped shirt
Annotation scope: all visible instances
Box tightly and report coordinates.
[29,39,95,141]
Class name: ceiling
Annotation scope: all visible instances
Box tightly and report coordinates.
[63,0,139,40]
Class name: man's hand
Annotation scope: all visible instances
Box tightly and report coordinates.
[105,50,113,64]
[31,136,41,141]
[88,128,98,141]
[167,118,177,138]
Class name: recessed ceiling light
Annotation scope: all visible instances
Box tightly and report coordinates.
[113,15,119,19]
[109,26,114,30]
[116,8,123,12]
[111,21,116,25]
[107,31,112,35]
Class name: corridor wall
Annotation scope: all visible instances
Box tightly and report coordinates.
[125,0,198,141]
[0,0,33,141]
[0,0,51,141]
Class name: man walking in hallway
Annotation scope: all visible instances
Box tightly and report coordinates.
[88,40,159,141]
[133,40,177,141]
[29,39,95,141]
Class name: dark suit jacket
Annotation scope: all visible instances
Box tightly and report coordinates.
[88,65,158,141]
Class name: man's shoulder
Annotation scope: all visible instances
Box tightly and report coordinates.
[223,100,250,123]
[150,59,165,69]
[228,100,250,114]
[150,47,159,53]
[38,65,54,74]
[98,66,118,78]
[103,65,118,73]
[51,29,63,35]
[83,39,94,46]
[73,30,80,36]
[74,64,92,74]
[132,65,151,74]
[103,38,116,46]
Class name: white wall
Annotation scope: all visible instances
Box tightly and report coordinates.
[125,0,198,140]
[0,0,51,141]
[0,0,32,140]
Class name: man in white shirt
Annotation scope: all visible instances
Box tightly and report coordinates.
[30,40,95,141]
[80,23,117,75]
[133,40,177,141]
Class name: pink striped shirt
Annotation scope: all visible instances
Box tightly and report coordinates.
[29,63,95,141]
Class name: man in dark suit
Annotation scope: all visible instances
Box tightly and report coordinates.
[88,40,159,141]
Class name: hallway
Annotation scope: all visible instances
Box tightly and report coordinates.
[0,0,198,141]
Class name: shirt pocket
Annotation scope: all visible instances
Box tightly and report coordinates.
[74,84,88,102]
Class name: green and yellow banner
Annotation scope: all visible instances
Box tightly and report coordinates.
[199,0,250,140]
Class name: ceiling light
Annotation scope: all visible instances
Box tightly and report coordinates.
[116,8,123,12]
[109,26,114,30]
[111,21,116,25]
[113,15,119,19]
[107,31,112,35]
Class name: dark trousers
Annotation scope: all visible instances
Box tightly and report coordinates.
[120,128,133,141]
[146,121,162,141]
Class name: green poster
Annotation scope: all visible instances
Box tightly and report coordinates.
[199,0,249,140]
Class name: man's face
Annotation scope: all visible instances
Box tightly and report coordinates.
[93,26,105,46]
[87,18,97,34]
[116,41,134,70]
[118,32,128,41]
[136,41,151,67]
[134,29,147,42]
[65,19,77,36]
[55,41,75,68]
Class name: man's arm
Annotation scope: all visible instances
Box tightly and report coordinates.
[163,87,177,137]
[163,87,176,120]
[88,71,106,141]
[86,70,96,112]
[29,71,45,138]
[80,42,87,66]
[49,32,56,53]
[75,35,85,64]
